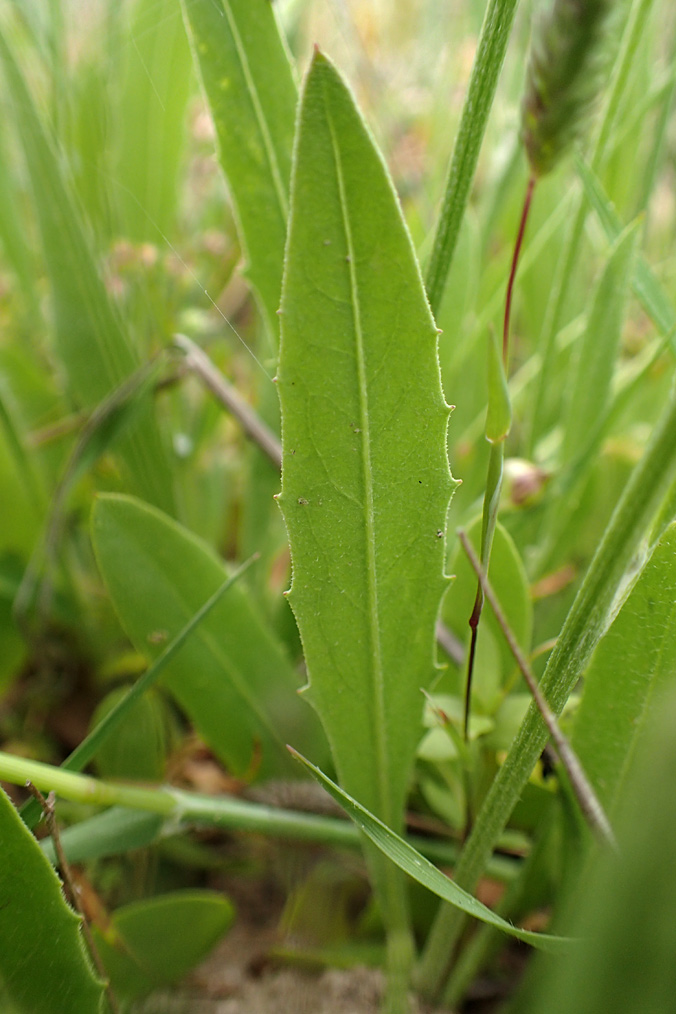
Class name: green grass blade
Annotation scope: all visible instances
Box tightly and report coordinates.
[575,153,676,347]
[0,788,104,1014]
[420,375,676,999]
[0,25,176,514]
[560,220,638,466]
[114,0,193,241]
[571,522,676,811]
[180,0,297,338]
[277,50,454,1005]
[290,749,569,954]
[91,494,323,779]
[425,0,520,315]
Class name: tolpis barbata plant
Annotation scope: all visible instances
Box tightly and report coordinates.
[1,2,676,1014]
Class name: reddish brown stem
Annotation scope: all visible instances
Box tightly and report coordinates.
[503,175,536,364]
[463,175,536,748]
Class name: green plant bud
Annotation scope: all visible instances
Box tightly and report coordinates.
[521,0,616,177]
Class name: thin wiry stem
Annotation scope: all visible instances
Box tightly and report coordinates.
[463,176,535,744]
[459,529,616,849]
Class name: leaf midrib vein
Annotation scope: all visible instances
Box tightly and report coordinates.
[322,78,393,827]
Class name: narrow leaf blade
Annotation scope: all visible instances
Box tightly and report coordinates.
[290,749,568,953]
[561,222,638,466]
[572,522,676,810]
[181,0,297,335]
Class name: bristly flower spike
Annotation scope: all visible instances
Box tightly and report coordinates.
[521,0,616,179]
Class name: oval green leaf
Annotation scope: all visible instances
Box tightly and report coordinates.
[92,493,324,778]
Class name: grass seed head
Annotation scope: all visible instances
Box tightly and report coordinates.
[521,0,617,177]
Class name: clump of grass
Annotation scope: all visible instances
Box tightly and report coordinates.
[522,0,617,177]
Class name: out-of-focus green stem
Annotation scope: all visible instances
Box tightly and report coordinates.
[0,749,520,880]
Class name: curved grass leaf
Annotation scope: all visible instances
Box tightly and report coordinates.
[181,0,297,337]
[572,521,676,810]
[0,787,103,1014]
[290,749,568,954]
[92,494,323,779]
[0,25,175,514]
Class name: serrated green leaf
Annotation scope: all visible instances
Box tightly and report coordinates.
[0,25,175,514]
[0,787,103,1014]
[572,522,676,810]
[290,750,568,953]
[91,494,324,779]
[277,51,454,842]
[181,0,296,336]
[561,222,638,467]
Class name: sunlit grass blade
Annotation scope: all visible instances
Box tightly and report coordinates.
[288,748,569,954]
[180,0,297,339]
[0,23,176,514]
[560,222,637,467]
